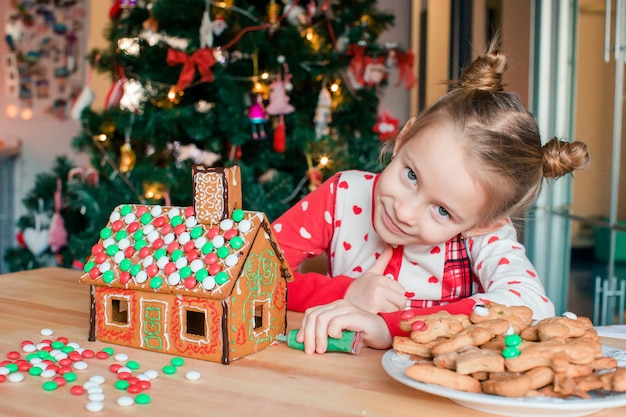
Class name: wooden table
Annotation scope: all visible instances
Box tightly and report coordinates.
[1,267,625,417]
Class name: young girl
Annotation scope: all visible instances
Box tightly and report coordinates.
[271,45,590,354]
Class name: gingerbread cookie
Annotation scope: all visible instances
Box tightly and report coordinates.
[405,363,482,393]
[470,302,533,333]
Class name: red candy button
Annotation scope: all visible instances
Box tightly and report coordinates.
[164,262,177,276]
[120,271,132,284]
[152,238,164,249]
[81,349,95,359]
[209,263,222,276]
[124,246,136,258]
[111,220,124,232]
[139,247,151,258]
[154,216,166,227]
[91,244,105,255]
[6,351,20,360]
[208,227,220,239]
[70,385,85,395]
[146,264,159,277]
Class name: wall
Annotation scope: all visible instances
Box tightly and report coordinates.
[574,4,618,224]
[0,1,91,228]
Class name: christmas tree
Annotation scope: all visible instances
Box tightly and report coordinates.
[4,0,414,272]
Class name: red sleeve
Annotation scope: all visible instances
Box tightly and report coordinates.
[272,173,355,312]
[379,298,478,337]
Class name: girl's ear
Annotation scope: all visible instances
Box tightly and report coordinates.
[393,117,417,154]
[467,217,509,238]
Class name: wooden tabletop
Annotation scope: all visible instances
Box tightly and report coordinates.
[1,267,625,417]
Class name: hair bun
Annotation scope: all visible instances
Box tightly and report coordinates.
[459,49,507,92]
[541,138,590,178]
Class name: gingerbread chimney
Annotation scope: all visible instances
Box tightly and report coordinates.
[192,165,242,225]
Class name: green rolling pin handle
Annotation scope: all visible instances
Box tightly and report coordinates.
[276,329,363,354]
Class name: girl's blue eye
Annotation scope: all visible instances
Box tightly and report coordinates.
[437,206,450,217]
[406,168,417,182]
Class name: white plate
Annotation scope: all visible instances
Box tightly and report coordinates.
[382,346,626,417]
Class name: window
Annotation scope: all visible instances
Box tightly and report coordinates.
[253,304,264,329]
[111,298,129,324]
[186,310,206,337]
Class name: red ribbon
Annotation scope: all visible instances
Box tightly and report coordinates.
[396,50,416,89]
[345,44,366,86]
[166,47,216,91]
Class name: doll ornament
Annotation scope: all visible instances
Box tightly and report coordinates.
[266,67,295,152]
[249,94,268,140]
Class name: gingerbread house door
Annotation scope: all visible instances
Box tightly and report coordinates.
[139,298,170,353]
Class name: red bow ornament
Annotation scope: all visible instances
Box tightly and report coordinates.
[167,47,216,91]
[396,50,416,89]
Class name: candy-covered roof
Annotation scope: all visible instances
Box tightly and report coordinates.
[81,203,267,298]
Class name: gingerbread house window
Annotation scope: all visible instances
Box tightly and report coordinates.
[111,298,129,324]
[185,309,206,337]
[254,304,264,329]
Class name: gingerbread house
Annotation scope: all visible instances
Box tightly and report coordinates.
[80,165,293,364]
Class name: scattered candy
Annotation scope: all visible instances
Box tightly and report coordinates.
[70,385,85,395]
[86,401,104,412]
[0,331,200,412]
[185,370,201,381]
[40,328,54,337]
[162,365,177,375]
[88,393,105,402]
[8,372,24,383]
[117,396,134,407]
[135,393,151,404]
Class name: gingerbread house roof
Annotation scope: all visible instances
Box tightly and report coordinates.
[80,165,290,298]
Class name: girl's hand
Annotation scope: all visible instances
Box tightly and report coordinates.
[344,247,407,313]
[297,299,392,354]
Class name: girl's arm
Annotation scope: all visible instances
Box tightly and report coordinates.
[272,173,355,312]
[466,221,555,319]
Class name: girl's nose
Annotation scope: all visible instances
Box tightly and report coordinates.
[394,195,419,226]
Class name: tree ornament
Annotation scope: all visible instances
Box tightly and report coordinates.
[283,0,307,26]
[273,120,286,153]
[169,142,220,167]
[249,93,268,140]
[213,15,228,36]
[199,8,214,48]
[104,78,124,109]
[266,61,295,153]
[49,179,68,253]
[119,79,146,113]
[23,199,50,257]
[373,111,399,141]
[166,48,216,92]
[120,0,138,9]
[344,44,366,90]
[119,142,136,173]
[266,69,295,115]
[306,1,317,24]
[267,1,282,26]
[118,37,141,56]
[119,114,136,173]
[363,56,388,86]
[71,56,98,120]
[314,85,332,138]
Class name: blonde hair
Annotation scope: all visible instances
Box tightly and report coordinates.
[394,44,590,225]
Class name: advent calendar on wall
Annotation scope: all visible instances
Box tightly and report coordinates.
[3,0,86,120]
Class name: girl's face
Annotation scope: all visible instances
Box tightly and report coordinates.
[374,121,491,247]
